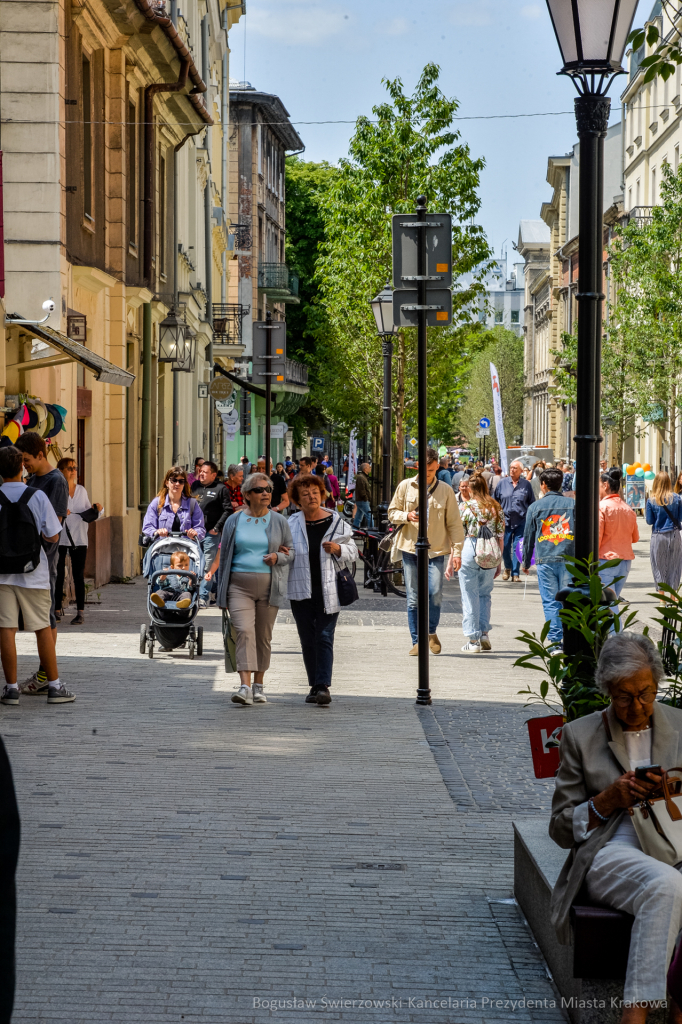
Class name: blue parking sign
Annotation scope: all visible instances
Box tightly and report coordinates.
[311,436,324,452]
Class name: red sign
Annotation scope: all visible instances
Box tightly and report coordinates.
[526,715,564,779]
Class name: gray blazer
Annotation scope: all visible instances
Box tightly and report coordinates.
[216,508,294,609]
[549,700,682,944]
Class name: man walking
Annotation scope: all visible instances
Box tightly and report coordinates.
[436,457,453,485]
[0,445,74,705]
[388,447,464,655]
[352,462,373,528]
[521,467,575,650]
[225,463,245,511]
[191,460,232,609]
[495,458,534,582]
[14,432,69,695]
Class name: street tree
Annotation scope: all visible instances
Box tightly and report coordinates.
[457,327,524,456]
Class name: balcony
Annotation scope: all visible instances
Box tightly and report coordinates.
[258,262,300,303]
[285,358,308,386]
[624,206,654,228]
[212,304,249,344]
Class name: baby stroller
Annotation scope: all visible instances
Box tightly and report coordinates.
[139,533,205,659]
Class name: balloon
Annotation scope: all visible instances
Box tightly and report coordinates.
[643,463,651,472]
[645,470,656,480]
[632,461,641,469]
[515,537,535,568]
[626,465,637,475]
[635,467,644,478]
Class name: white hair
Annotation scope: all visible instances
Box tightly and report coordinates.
[241,472,271,500]
[595,631,664,695]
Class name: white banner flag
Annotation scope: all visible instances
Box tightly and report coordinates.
[490,362,508,475]
[347,429,358,492]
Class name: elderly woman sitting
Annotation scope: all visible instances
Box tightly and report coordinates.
[550,632,682,1023]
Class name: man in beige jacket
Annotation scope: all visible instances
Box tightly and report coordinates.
[388,447,464,655]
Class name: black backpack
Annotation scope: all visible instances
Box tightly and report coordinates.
[0,487,43,574]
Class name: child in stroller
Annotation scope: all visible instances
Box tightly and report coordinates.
[151,551,195,609]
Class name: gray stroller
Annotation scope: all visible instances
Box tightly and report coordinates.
[139,534,205,659]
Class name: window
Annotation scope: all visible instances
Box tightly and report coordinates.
[636,178,641,206]
[158,151,165,276]
[628,186,633,210]
[257,124,262,175]
[652,167,657,204]
[495,310,503,323]
[676,146,680,173]
[127,101,137,246]
[511,310,519,324]
[82,55,93,219]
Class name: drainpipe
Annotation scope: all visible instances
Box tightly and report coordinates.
[531,291,536,445]
[143,58,190,287]
[205,183,214,457]
[140,302,153,508]
[221,42,228,304]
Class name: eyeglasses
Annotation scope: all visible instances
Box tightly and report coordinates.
[169,476,186,484]
[611,688,658,709]
[249,486,272,494]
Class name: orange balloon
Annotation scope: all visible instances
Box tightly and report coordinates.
[643,463,651,472]
[626,465,637,475]
[632,462,642,469]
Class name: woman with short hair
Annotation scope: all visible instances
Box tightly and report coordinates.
[646,471,682,591]
[205,473,293,706]
[550,632,682,1024]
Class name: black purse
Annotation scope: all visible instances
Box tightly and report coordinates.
[328,518,359,606]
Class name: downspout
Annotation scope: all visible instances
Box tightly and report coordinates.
[143,58,190,287]
[172,143,179,464]
[205,183,214,457]
[531,291,536,446]
[140,301,153,508]
[221,34,228,304]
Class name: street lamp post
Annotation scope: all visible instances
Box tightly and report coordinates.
[545,0,639,650]
[370,283,398,527]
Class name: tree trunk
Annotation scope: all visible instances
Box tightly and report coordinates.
[394,331,406,484]
[671,381,677,479]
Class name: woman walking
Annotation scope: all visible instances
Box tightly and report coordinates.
[598,468,639,596]
[451,473,504,653]
[646,470,682,591]
[54,458,102,625]
[287,473,357,705]
[142,467,205,541]
[325,465,340,509]
[205,473,294,706]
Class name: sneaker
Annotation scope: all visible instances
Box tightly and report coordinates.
[461,641,482,654]
[253,684,267,704]
[502,569,511,581]
[315,686,332,706]
[480,633,492,651]
[47,683,76,704]
[409,644,419,656]
[428,634,442,655]
[198,599,208,610]
[176,597,191,610]
[512,575,520,582]
[1,685,19,706]
[231,685,253,706]
[305,688,318,703]
[150,592,165,608]
[19,672,48,695]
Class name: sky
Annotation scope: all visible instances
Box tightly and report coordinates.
[228,0,639,269]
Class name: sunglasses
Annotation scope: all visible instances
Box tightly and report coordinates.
[249,486,272,494]
[169,476,186,484]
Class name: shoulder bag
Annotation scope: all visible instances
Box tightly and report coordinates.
[222,609,238,673]
[662,502,682,531]
[328,517,359,606]
[379,478,439,554]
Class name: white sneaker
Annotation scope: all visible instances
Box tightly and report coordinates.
[480,634,492,651]
[252,684,267,704]
[231,684,253,706]
[461,641,482,654]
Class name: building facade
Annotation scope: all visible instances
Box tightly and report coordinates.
[455,254,525,336]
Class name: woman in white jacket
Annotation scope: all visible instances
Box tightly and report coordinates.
[286,474,357,706]
[55,458,102,625]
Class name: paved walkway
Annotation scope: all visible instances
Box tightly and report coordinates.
[3,521,657,1022]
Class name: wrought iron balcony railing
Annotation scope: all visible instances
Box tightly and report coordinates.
[258,263,299,299]
[212,304,250,344]
[285,358,308,386]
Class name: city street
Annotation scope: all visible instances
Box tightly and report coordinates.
[3,524,658,1023]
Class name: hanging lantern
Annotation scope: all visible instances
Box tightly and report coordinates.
[158,307,186,363]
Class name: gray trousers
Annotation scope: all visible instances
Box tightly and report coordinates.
[586,842,682,1003]
[227,572,278,673]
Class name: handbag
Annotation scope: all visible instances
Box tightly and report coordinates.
[222,608,238,673]
[328,517,359,606]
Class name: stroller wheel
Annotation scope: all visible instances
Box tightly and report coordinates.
[148,640,154,659]
[196,626,204,657]
[188,641,196,660]
[139,624,147,655]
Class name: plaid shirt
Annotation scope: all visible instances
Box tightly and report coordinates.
[226,483,244,508]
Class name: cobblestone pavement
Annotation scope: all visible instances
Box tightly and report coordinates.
[2,522,657,1023]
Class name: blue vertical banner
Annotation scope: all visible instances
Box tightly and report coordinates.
[490,362,508,475]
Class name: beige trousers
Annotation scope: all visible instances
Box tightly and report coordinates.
[227,572,278,672]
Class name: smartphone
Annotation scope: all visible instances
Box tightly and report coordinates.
[635,765,662,780]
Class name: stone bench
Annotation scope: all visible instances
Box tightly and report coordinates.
[513,818,666,1024]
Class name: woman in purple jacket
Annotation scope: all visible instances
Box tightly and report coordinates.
[142,467,206,541]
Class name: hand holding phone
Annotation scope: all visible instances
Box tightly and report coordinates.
[634,765,662,781]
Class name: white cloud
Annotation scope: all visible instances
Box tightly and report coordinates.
[521,4,543,17]
[247,2,353,46]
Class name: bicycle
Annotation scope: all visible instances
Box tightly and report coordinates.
[352,525,406,598]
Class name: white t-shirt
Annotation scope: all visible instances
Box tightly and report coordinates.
[0,483,62,589]
[59,483,94,547]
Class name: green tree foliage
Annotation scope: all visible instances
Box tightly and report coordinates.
[313,63,492,465]
[457,327,524,455]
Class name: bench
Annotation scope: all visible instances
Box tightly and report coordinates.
[513,819,667,1024]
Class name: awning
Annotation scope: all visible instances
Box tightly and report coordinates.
[11,323,135,388]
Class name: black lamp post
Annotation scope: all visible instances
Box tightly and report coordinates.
[545,0,638,650]
[369,283,398,526]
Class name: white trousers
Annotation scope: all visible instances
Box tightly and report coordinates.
[586,843,682,1003]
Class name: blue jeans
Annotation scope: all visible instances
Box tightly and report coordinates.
[600,559,632,598]
[290,597,339,689]
[503,521,525,574]
[402,552,445,645]
[458,539,495,643]
[536,562,571,645]
[352,500,373,528]
[199,532,221,602]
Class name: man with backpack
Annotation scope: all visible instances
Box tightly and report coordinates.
[0,445,74,706]
[14,432,68,695]
[521,467,575,652]
[387,447,464,656]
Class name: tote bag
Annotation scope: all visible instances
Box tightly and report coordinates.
[629,767,682,866]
